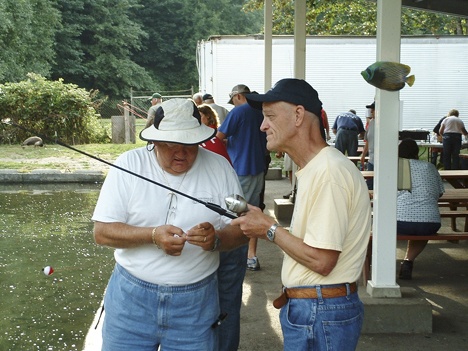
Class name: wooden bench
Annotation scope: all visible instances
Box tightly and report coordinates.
[348,156,368,167]
[362,232,468,284]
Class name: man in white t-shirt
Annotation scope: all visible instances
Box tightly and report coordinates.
[232,79,371,350]
[93,98,248,350]
[202,93,229,125]
[439,109,468,170]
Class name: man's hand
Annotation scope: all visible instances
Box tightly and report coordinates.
[153,225,187,256]
[231,205,275,240]
[186,222,216,251]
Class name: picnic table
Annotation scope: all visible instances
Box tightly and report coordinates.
[362,169,468,188]
[363,187,468,284]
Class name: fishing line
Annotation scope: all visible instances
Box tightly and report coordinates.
[2,118,237,219]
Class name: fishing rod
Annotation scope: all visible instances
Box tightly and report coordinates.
[2,118,243,219]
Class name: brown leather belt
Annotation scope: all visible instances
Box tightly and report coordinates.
[273,282,357,309]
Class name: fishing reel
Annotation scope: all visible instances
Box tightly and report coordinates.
[225,194,248,215]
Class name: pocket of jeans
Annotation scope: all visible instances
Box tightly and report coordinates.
[322,312,363,350]
[284,299,312,327]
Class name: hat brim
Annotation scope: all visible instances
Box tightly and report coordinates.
[140,125,216,145]
[245,93,282,110]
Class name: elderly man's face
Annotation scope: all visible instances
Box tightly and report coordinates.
[155,142,198,175]
[260,101,296,151]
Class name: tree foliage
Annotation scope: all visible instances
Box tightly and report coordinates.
[0,0,60,81]
[130,0,263,91]
[243,0,467,36]
[0,0,465,102]
[51,0,153,97]
[0,73,108,144]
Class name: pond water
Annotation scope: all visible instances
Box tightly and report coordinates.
[0,183,114,351]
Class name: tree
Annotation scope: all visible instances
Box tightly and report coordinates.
[51,0,154,97]
[0,0,60,82]
[130,0,263,91]
[243,0,467,36]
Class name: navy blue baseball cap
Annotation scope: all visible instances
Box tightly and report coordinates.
[245,78,322,118]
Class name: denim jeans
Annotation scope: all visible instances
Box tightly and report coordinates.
[442,133,462,170]
[280,284,364,351]
[102,264,219,351]
[217,244,248,351]
[335,129,359,156]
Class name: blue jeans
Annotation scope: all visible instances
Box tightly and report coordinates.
[217,245,248,351]
[335,129,359,156]
[442,133,462,170]
[102,264,219,351]
[280,284,364,351]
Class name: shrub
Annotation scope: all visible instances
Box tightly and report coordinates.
[0,73,110,145]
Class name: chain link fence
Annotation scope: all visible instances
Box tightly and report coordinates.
[97,88,195,122]
[96,88,195,143]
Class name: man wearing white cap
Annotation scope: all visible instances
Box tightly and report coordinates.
[92,99,248,350]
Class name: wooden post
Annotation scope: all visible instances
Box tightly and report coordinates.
[123,101,130,144]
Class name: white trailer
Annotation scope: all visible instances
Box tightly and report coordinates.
[196,35,468,133]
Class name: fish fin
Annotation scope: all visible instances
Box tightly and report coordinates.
[401,63,411,75]
[406,75,415,87]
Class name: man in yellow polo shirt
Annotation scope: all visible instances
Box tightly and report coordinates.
[232,78,371,351]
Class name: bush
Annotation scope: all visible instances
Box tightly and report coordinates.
[0,73,110,145]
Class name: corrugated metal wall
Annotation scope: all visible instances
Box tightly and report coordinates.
[197,35,468,133]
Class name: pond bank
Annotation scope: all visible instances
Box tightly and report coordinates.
[0,169,105,183]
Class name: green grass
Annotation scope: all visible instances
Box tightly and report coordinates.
[1,119,286,172]
[0,121,148,172]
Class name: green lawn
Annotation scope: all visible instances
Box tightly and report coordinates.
[0,120,148,172]
[0,119,285,172]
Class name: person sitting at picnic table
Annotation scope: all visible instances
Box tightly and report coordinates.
[397,138,445,280]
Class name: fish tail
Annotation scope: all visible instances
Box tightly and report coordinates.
[406,75,415,87]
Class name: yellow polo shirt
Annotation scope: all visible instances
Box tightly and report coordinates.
[282,147,371,287]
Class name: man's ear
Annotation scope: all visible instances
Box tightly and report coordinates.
[294,105,306,126]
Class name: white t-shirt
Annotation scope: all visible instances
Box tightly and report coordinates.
[283,147,372,286]
[92,147,242,285]
[440,116,465,134]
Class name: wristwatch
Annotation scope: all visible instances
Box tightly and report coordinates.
[267,223,279,242]
[210,235,220,252]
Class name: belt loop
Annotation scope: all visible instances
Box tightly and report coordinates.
[346,283,351,296]
[315,285,324,303]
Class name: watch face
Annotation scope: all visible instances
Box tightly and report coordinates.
[267,224,277,241]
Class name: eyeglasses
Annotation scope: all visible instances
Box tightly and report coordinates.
[165,192,177,225]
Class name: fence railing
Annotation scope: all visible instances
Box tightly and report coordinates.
[97,88,194,120]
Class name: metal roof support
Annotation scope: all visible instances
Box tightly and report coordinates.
[264,0,273,91]
[294,0,307,79]
[366,0,402,298]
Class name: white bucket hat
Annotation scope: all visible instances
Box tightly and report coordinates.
[140,98,216,145]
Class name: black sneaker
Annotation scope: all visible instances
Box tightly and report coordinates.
[399,260,413,280]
